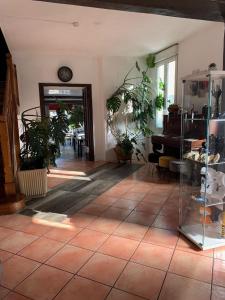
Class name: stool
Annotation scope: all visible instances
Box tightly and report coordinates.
[159,156,176,168]
[169,160,187,174]
[159,156,176,178]
[148,153,160,176]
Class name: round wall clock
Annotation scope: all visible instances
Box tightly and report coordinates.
[57,66,73,82]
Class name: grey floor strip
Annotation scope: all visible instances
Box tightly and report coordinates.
[20,163,142,218]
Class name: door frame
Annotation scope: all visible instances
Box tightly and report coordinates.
[39,82,95,161]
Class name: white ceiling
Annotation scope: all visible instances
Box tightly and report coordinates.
[0,0,216,56]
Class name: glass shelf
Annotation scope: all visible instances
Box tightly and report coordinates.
[190,194,225,207]
[185,159,225,166]
[184,118,225,121]
[180,70,225,250]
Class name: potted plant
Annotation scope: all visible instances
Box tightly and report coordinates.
[106,54,155,162]
[113,132,146,163]
[17,106,69,198]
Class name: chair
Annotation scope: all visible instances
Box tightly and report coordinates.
[148,143,163,176]
[158,156,176,178]
[73,127,85,157]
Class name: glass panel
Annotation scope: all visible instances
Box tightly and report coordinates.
[43,86,83,97]
[180,72,225,249]
[167,60,176,108]
[156,65,165,128]
[183,79,209,116]
[180,118,206,247]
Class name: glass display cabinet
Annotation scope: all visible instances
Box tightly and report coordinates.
[179,70,225,250]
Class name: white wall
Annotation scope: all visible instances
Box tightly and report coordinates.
[13,22,224,162]
[177,22,224,101]
[14,51,106,161]
[13,52,142,162]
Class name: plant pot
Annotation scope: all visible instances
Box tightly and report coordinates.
[17,168,47,198]
[114,145,133,163]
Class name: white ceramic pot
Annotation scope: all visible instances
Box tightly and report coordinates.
[17,168,47,198]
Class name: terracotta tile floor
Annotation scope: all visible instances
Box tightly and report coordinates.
[0,165,224,299]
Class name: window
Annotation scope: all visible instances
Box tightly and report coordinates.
[155,57,177,128]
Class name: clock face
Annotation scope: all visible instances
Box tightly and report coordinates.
[58,66,73,82]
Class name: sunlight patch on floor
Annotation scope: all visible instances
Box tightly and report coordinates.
[47,173,91,181]
[49,169,87,176]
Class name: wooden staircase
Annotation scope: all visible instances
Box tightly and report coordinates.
[0,81,5,114]
[0,53,25,213]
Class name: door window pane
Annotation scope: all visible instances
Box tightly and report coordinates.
[156,65,165,128]
[167,60,176,108]
[155,59,176,129]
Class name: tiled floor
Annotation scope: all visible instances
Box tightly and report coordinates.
[0,165,224,299]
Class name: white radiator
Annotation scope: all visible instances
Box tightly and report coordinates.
[17,168,47,198]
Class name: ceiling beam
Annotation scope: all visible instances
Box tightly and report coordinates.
[36,0,225,22]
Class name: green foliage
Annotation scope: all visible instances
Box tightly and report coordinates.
[118,134,134,155]
[146,54,156,69]
[106,56,156,161]
[20,106,69,170]
[155,79,165,110]
[106,57,155,138]
[106,96,121,113]
[155,94,164,110]
[116,133,146,161]
[159,80,165,91]
[68,105,84,128]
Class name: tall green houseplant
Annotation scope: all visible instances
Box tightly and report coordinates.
[106,54,155,161]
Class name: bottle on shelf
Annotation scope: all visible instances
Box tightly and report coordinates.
[191,104,194,121]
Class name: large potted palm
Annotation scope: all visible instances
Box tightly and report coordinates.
[106,54,155,162]
[17,106,69,198]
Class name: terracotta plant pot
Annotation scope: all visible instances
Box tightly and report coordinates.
[114,145,133,163]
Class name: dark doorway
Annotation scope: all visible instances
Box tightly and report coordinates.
[39,83,94,161]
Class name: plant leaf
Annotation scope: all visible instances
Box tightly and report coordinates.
[106,96,121,113]
[136,61,141,72]
[146,54,156,68]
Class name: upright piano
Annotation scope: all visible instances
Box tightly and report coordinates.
[151,114,205,158]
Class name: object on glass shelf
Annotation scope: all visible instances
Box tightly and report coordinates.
[219,212,225,238]
[198,81,208,97]
[212,83,222,118]
[191,81,198,96]
[183,151,199,161]
[208,63,217,71]
[168,104,179,115]
[199,206,212,224]
[213,153,220,163]
[191,194,205,204]
[208,135,224,160]
[200,167,225,202]
[190,104,195,119]
[202,105,211,119]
